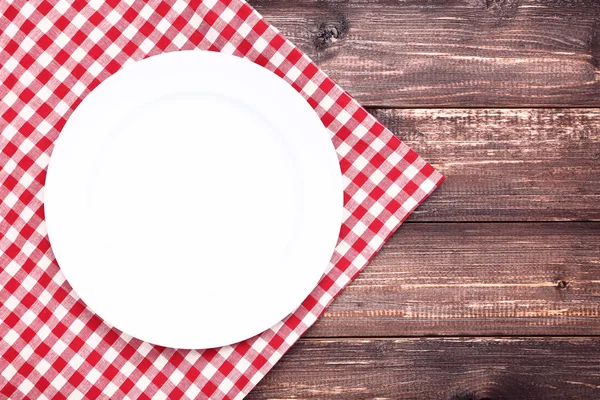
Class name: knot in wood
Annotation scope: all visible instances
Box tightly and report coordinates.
[475,0,519,21]
[557,280,569,289]
[313,18,348,51]
[480,0,517,10]
[315,26,340,49]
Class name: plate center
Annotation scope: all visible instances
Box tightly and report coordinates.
[86,93,301,321]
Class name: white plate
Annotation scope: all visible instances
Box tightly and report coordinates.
[45,51,343,349]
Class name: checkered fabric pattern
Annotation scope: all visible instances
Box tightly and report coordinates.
[0,0,443,398]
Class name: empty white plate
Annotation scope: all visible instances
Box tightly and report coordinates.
[45,50,343,349]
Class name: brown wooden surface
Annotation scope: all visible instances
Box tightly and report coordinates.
[250,0,600,107]
[374,108,600,222]
[248,0,600,398]
[306,222,600,337]
[249,338,600,399]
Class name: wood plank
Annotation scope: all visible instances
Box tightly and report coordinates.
[305,222,600,337]
[249,0,600,107]
[373,108,600,222]
[248,337,600,399]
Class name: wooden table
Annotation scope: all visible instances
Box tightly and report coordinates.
[246,1,600,398]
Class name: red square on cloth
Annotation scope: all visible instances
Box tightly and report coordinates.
[0,0,443,398]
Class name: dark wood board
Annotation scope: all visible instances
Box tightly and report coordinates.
[249,0,600,107]
[306,222,600,337]
[243,2,600,398]
[248,337,600,399]
[371,108,600,222]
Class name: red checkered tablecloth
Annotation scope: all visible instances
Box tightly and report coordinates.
[0,0,443,398]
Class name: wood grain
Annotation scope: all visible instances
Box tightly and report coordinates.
[371,108,600,222]
[249,337,600,399]
[250,0,600,107]
[245,2,600,396]
[305,222,600,337]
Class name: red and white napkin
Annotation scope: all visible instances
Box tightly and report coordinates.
[0,0,443,398]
